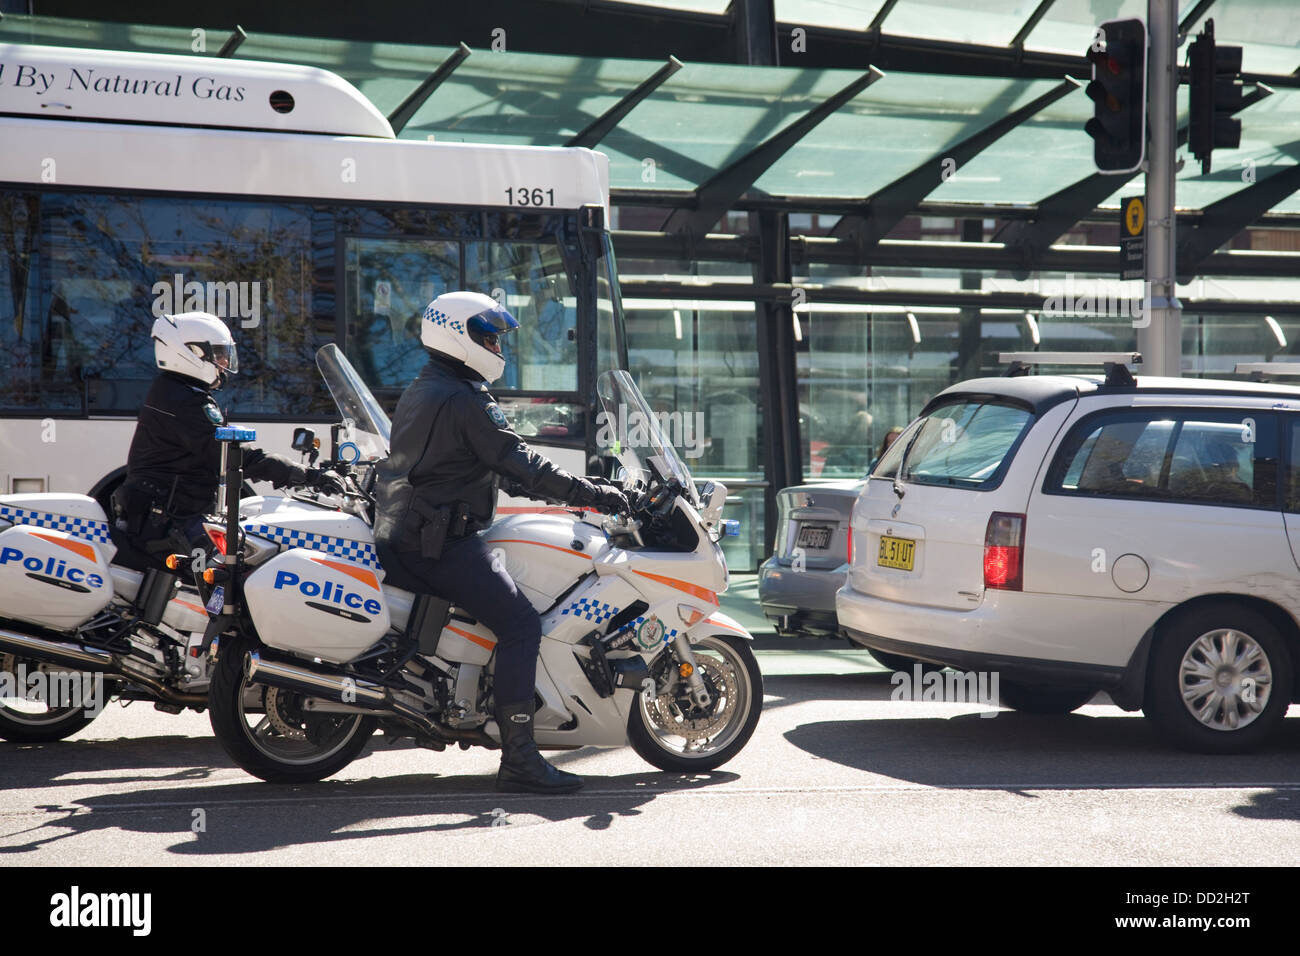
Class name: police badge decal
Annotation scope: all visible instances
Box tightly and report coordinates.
[635,616,666,650]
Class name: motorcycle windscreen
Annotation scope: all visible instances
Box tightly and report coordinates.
[315,343,392,462]
[596,369,699,506]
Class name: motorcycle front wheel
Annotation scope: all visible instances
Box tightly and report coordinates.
[208,635,377,784]
[628,633,763,773]
[0,653,103,743]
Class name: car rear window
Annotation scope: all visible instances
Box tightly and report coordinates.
[874,398,1034,490]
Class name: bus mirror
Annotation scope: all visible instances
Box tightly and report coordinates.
[580,204,604,233]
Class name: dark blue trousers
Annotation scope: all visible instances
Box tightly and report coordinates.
[389,533,540,706]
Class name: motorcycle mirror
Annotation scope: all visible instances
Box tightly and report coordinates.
[291,427,316,452]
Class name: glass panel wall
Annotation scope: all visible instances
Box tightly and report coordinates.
[619,258,766,569]
[1185,312,1297,378]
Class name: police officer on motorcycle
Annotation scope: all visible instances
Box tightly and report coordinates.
[373,291,628,795]
[112,311,338,568]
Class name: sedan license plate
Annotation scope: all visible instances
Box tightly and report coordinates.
[796,524,833,550]
[877,535,915,571]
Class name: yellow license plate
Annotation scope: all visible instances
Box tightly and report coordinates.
[877,535,915,571]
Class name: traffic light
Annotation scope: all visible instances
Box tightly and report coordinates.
[1188,18,1243,175]
[1084,17,1147,175]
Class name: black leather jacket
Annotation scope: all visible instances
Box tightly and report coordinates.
[373,354,579,556]
[123,371,309,517]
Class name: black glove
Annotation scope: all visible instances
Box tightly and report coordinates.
[305,468,347,496]
[569,476,629,515]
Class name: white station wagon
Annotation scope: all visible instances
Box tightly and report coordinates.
[836,354,1300,753]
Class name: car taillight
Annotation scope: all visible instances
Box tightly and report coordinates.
[983,512,1025,591]
[847,526,854,564]
[206,527,228,555]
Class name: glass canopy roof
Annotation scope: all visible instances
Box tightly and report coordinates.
[3,8,1298,216]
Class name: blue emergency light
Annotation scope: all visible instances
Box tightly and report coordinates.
[215,427,257,442]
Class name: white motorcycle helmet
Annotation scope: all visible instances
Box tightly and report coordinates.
[152,311,239,387]
[420,290,519,384]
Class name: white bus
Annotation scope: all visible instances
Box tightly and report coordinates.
[0,43,628,510]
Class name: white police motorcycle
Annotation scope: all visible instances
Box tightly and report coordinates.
[204,345,762,783]
[0,494,213,741]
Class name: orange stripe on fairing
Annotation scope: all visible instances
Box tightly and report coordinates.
[30,532,96,563]
[308,556,379,591]
[172,599,208,616]
[632,569,718,606]
[445,624,496,651]
[489,538,590,560]
[704,616,747,635]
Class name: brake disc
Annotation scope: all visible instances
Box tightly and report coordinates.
[645,655,738,741]
[263,687,308,740]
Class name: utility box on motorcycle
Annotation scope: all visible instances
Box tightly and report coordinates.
[0,496,116,631]
[244,548,390,663]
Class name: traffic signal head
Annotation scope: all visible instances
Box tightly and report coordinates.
[1084,17,1147,175]
[1188,18,1243,175]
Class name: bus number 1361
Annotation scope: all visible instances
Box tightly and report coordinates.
[505,187,555,207]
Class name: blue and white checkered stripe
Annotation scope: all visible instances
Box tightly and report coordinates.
[242,523,379,569]
[425,308,465,335]
[0,505,111,545]
[562,597,619,624]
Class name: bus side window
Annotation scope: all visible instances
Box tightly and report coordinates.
[343,237,459,390]
[464,240,577,393]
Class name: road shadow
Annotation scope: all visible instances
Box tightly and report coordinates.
[0,733,233,791]
[1231,789,1300,822]
[0,723,610,789]
[784,713,1300,790]
[0,770,738,857]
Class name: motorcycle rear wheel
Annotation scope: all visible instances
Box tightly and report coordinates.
[0,653,102,743]
[628,633,763,773]
[208,635,377,783]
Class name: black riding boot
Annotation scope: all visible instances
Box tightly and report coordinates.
[495,699,583,794]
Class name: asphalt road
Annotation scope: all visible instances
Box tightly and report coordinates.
[2,639,1298,867]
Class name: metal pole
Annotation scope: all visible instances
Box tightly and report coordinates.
[1141,0,1182,376]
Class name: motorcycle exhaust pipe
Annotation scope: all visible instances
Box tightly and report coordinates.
[0,627,207,709]
[246,651,451,741]
[0,627,115,672]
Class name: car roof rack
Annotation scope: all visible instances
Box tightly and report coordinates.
[998,351,1142,387]
[1234,362,1300,382]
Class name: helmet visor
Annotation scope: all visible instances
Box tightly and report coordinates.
[190,340,239,374]
[466,305,519,356]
